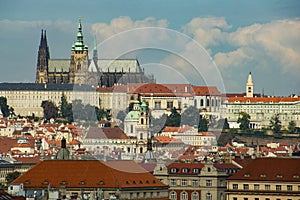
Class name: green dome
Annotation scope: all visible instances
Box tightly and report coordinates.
[125,110,140,120]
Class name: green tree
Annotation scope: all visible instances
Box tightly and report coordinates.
[223,118,230,130]
[288,120,296,134]
[180,106,200,127]
[95,107,108,121]
[270,113,281,134]
[6,171,21,184]
[165,107,181,127]
[59,94,73,122]
[198,115,209,132]
[0,97,14,117]
[41,101,58,120]
[237,112,250,130]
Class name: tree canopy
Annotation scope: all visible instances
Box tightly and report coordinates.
[165,107,181,127]
[180,106,200,127]
[41,100,58,120]
[6,171,21,184]
[288,120,296,134]
[237,112,250,130]
[198,115,209,132]
[270,113,282,134]
[0,97,15,118]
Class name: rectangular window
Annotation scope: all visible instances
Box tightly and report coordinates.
[233,184,238,189]
[276,185,281,191]
[254,184,260,190]
[255,198,259,200]
[181,179,187,186]
[265,184,270,190]
[167,101,173,109]
[287,185,292,191]
[243,184,249,190]
[206,180,212,187]
[170,179,176,186]
[154,101,161,109]
[192,180,198,187]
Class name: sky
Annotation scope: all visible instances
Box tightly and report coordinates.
[0,0,300,96]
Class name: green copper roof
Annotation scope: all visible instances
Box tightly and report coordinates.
[93,36,97,51]
[72,18,88,51]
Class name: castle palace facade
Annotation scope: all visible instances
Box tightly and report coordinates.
[35,19,154,87]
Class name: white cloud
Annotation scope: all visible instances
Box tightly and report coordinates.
[91,16,168,42]
[181,17,231,47]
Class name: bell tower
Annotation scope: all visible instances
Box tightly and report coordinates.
[246,72,254,97]
[69,18,89,84]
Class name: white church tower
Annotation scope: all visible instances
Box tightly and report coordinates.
[246,72,254,97]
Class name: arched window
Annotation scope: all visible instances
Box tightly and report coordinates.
[192,192,199,200]
[206,99,210,107]
[139,147,143,154]
[200,99,204,107]
[194,99,197,107]
[206,193,212,200]
[170,191,177,200]
[141,118,144,124]
[181,192,188,200]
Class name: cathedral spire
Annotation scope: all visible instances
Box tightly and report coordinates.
[72,17,88,51]
[36,29,50,83]
[93,35,98,62]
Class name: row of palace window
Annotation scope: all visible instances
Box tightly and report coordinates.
[170,191,211,200]
[170,179,212,187]
[233,183,300,191]
[233,198,294,200]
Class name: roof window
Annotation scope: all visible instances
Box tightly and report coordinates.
[260,174,266,178]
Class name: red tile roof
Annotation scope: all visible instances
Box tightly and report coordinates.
[86,127,129,140]
[228,96,300,103]
[12,160,167,189]
[168,162,204,174]
[161,126,180,132]
[192,86,221,96]
[228,158,300,182]
[155,136,183,144]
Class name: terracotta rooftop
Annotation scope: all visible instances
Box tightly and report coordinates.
[12,160,167,189]
[192,86,221,96]
[155,136,183,144]
[85,127,129,140]
[228,96,300,103]
[228,158,300,182]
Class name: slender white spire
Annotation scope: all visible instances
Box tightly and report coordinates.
[246,72,254,97]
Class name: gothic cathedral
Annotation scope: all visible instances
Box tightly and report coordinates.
[35,19,154,86]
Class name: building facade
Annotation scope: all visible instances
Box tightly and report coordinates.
[227,158,300,200]
[0,83,98,117]
[9,160,169,200]
[35,19,153,86]
[222,73,300,128]
[154,160,239,200]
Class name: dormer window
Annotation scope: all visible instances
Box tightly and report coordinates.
[244,173,250,177]
[276,174,283,178]
[260,174,266,178]
[182,168,189,173]
[170,168,177,173]
[193,168,200,173]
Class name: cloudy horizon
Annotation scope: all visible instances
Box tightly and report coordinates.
[1,0,299,96]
